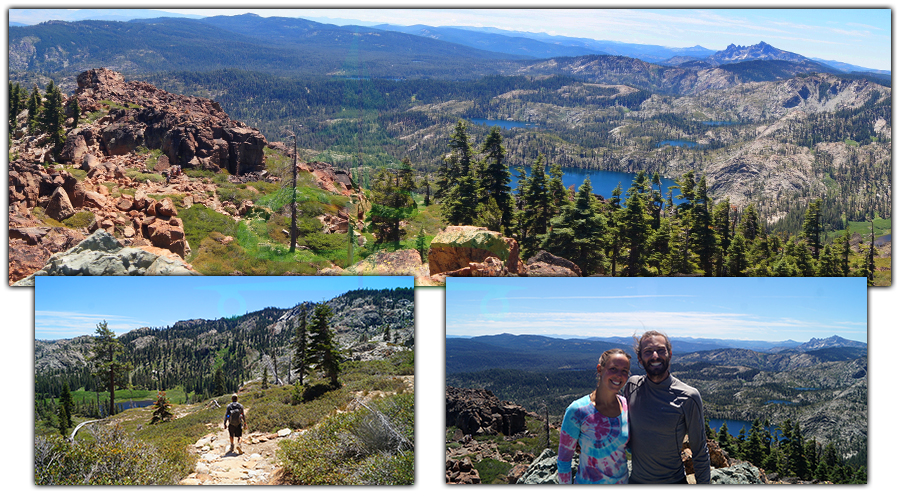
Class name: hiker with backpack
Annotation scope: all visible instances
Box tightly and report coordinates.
[224,394,247,454]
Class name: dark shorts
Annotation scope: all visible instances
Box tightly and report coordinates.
[228,425,242,438]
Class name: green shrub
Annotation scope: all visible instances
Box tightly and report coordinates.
[277,392,414,485]
[180,204,240,251]
[34,423,184,485]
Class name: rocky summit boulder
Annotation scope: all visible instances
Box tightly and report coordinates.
[13,229,200,286]
[445,386,529,437]
[710,462,767,484]
[428,226,523,276]
[516,448,563,484]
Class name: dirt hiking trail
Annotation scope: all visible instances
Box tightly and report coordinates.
[179,406,297,485]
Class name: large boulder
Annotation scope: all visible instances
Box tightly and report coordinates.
[44,186,76,221]
[59,132,88,163]
[13,229,199,285]
[524,250,582,277]
[710,463,767,484]
[428,226,522,276]
[516,448,563,484]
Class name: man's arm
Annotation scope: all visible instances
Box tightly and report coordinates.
[686,393,711,484]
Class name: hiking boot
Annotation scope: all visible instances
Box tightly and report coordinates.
[236,443,243,454]
[229,444,234,453]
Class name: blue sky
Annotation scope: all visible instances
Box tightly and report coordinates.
[8,4,891,71]
[445,277,868,343]
[34,275,412,340]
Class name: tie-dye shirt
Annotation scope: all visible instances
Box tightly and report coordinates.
[557,394,629,484]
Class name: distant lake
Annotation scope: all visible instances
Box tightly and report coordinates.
[657,139,704,149]
[511,165,683,202]
[470,118,539,130]
[99,399,154,417]
[701,121,739,126]
[709,418,783,439]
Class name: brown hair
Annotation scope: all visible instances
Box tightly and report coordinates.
[599,348,631,368]
[633,330,672,358]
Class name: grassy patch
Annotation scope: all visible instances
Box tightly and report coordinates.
[61,210,96,229]
[125,169,164,183]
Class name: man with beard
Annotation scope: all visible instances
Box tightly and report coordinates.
[623,331,710,484]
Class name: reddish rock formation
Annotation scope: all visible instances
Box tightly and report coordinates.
[428,226,523,276]
[71,68,267,174]
[446,457,481,484]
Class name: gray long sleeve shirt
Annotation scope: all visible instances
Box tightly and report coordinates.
[623,374,711,484]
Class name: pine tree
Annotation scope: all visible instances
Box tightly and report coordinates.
[547,163,568,214]
[517,154,552,258]
[725,233,749,277]
[150,391,174,424]
[738,204,761,241]
[711,199,732,276]
[214,366,225,396]
[802,198,824,259]
[261,366,269,389]
[866,219,876,285]
[26,85,41,134]
[367,159,418,247]
[58,382,74,430]
[746,419,766,467]
[619,172,651,276]
[436,120,475,199]
[441,174,479,226]
[415,229,428,262]
[90,321,132,417]
[691,175,717,276]
[477,127,514,231]
[40,80,67,153]
[292,305,309,386]
[307,302,343,387]
[541,177,608,275]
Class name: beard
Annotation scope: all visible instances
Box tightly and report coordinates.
[643,357,669,380]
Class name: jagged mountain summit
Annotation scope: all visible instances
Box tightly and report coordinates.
[708,41,812,65]
[796,335,867,351]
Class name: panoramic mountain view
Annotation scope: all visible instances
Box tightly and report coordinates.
[7,8,891,285]
[445,277,867,484]
[33,276,414,485]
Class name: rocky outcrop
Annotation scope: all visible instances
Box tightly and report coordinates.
[72,68,267,174]
[516,448,563,484]
[446,457,481,484]
[710,462,767,484]
[13,229,199,285]
[428,226,523,276]
[445,386,530,437]
[8,224,86,284]
[524,250,582,277]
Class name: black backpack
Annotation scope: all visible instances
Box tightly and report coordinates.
[226,402,243,426]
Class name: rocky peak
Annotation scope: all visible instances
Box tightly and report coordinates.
[69,68,266,174]
[708,41,809,66]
